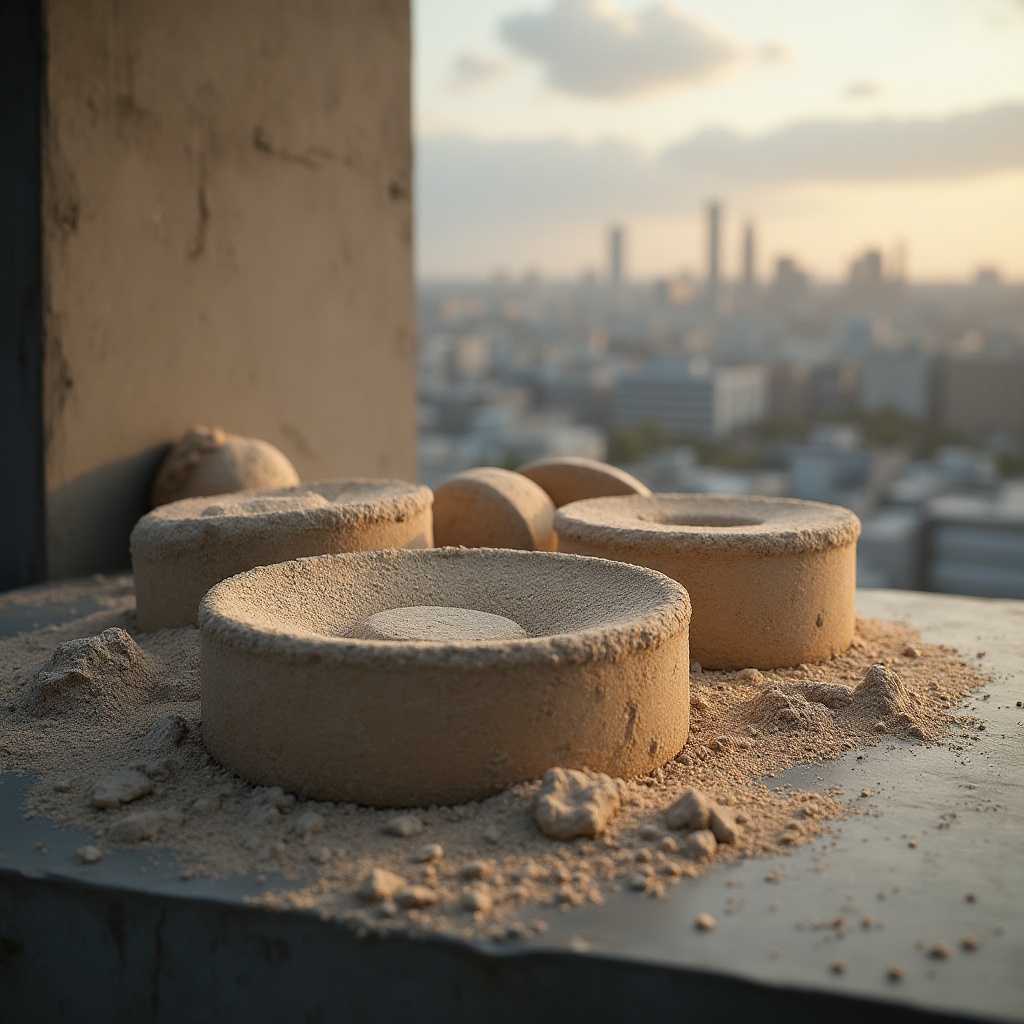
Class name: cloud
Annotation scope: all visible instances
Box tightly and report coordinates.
[845,80,884,101]
[499,0,742,98]
[663,104,1024,182]
[450,52,509,93]
[416,105,1024,271]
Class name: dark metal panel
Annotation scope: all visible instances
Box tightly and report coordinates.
[0,0,46,589]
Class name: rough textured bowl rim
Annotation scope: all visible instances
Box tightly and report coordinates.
[555,493,861,555]
[132,479,432,553]
[198,547,691,668]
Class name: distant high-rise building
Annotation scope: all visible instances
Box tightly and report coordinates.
[706,201,721,310]
[741,221,756,293]
[608,224,625,287]
[849,249,886,308]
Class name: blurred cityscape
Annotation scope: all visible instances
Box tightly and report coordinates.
[418,202,1024,599]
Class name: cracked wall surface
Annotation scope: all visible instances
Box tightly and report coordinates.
[40,0,415,578]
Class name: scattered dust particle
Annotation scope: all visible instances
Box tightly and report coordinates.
[383,814,424,838]
[908,839,918,849]
[460,859,492,880]
[961,935,981,951]
[887,965,906,982]
[0,601,992,946]
[859,790,873,798]
[965,891,978,903]
[395,885,438,909]
[76,844,103,865]
[360,868,406,902]
[567,936,590,953]
[695,913,717,932]
[831,960,847,974]
[928,942,953,959]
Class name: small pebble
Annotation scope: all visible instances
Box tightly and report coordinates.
[695,913,716,932]
[414,843,444,863]
[831,960,847,975]
[928,942,953,960]
[886,965,905,982]
[76,844,103,865]
[383,814,424,838]
[395,885,438,909]
[460,859,492,880]
[961,934,981,951]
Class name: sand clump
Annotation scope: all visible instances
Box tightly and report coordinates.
[26,627,155,719]
[533,768,623,840]
[0,579,988,944]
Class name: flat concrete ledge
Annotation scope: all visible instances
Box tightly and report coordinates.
[1,586,1022,1022]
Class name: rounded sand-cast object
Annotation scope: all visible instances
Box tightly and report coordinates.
[517,456,650,508]
[199,547,691,806]
[150,425,300,507]
[555,494,860,670]
[433,467,556,551]
[131,480,433,630]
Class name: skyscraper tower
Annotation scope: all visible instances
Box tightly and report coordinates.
[608,224,625,288]
[706,201,721,311]
[742,221,756,292]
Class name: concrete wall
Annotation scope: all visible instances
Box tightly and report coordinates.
[37,0,415,579]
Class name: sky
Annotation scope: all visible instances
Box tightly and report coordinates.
[414,0,1024,282]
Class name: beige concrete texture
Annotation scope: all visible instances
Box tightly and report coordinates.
[199,547,692,806]
[149,426,299,506]
[555,494,861,670]
[131,479,432,630]
[40,0,415,578]
[433,467,557,551]
[516,456,651,508]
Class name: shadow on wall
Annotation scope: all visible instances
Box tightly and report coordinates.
[46,445,170,580]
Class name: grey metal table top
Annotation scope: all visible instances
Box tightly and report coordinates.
[1,582,1022,1022]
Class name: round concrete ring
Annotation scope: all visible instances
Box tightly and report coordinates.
[554,493,860,670]
[131,479,433,630]
[199,547,691,806]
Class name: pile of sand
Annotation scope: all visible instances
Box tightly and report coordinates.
[0,580,986,943]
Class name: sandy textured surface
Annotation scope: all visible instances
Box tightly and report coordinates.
[199,548,691,804]
[0,575,988,947]
[556,494,861,670]
[131,479,433,629]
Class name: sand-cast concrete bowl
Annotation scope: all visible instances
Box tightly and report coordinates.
[131,480,433,631]
[555,494,860,671]
[199,547,691,806]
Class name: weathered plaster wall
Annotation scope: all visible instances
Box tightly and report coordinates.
[41,0,415,578]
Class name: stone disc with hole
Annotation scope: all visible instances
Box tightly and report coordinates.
[555,494,860,670]
[131,480,433,630]
[199,547,691,806]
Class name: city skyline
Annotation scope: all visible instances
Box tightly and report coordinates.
[414,0,1024,281]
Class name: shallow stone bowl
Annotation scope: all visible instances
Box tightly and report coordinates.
[555,493,860,670]
[199,547,691,806]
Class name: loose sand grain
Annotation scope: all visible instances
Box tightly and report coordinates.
[0,578,988,944]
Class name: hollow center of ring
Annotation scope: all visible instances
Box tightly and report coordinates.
[638,513,763,529]
[356,605,528,642]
